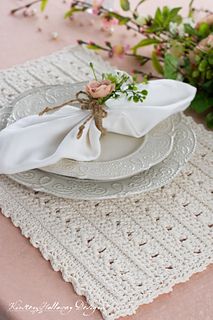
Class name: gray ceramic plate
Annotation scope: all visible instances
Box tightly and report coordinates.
[7,84,175,181]
[7,115,196,200]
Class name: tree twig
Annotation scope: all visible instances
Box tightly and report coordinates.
[133,70,162,79]
[78,40,153,62]
[10,0,41,14]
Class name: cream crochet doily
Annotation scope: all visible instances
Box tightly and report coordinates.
[0,46,212,320]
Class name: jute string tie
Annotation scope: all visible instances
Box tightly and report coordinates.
[39,91,107,139]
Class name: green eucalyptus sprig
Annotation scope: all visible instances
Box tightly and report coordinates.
[104,72,148,103]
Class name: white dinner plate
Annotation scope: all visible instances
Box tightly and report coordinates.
[7,84,175,181]
[0,104,196,200]
[7,115,196,200]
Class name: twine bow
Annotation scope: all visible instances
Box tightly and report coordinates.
[39,91,108,139]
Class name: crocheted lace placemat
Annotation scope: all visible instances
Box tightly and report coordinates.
[0,46,212,320]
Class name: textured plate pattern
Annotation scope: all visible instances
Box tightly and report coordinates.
[7,84,176,181]
[8,116,196,200]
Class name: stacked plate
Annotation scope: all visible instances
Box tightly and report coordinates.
[5,84,196,200]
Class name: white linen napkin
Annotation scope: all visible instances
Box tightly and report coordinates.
[0,79,196,174]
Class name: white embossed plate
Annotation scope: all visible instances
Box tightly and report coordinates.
[7,115,196,200]
[7,84,175,181]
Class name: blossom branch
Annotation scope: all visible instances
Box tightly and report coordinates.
[77,40,153,64]
[68,0,144,34]
[10,0,41,15]
[133,69,162,79]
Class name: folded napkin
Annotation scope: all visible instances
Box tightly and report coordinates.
[0,79,196,174]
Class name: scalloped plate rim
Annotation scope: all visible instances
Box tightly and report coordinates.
[7,119,197,200]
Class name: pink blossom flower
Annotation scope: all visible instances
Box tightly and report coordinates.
[101,14,118,30]
[197,34,213,50]
[196,14,213,28]
[86,80,115,98]
[139,27,145,33]
[91,0,104,15]
[155,44,164,57]
[111,44,130,59]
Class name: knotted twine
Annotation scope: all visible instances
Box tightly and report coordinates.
[39,91,107,139]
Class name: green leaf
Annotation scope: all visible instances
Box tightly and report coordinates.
[132,38,160,54]
[108,12,130,25]
[150,6,182,32]
[40,0,48,12]
[64,9,73,19]
[168,7,181,19]
[164,7,181,27]
[188,0,194,17]
[198,22,210,38]
[198,60,208,72]
[191,92,213,113]
[151,51,164,75]
[86,43,102,50]
[201,80,213,94]
[154,8,163,25]
[208,54,213,65]
[120,0,130,11]
[206,112,213,129]
[141,90,148,95]
[64,7,86,18]
[184,23,197,35]
[163,53,179,79]
[133,96,139,102]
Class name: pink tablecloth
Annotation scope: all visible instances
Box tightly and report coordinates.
[0,1,212,320]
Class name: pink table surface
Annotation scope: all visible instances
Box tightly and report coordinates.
[0,1,213,320]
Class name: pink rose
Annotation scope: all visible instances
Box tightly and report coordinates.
[196,14,213,28]
[194,14,213,53]
[197,34,213,51]
[86,80,115,99]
